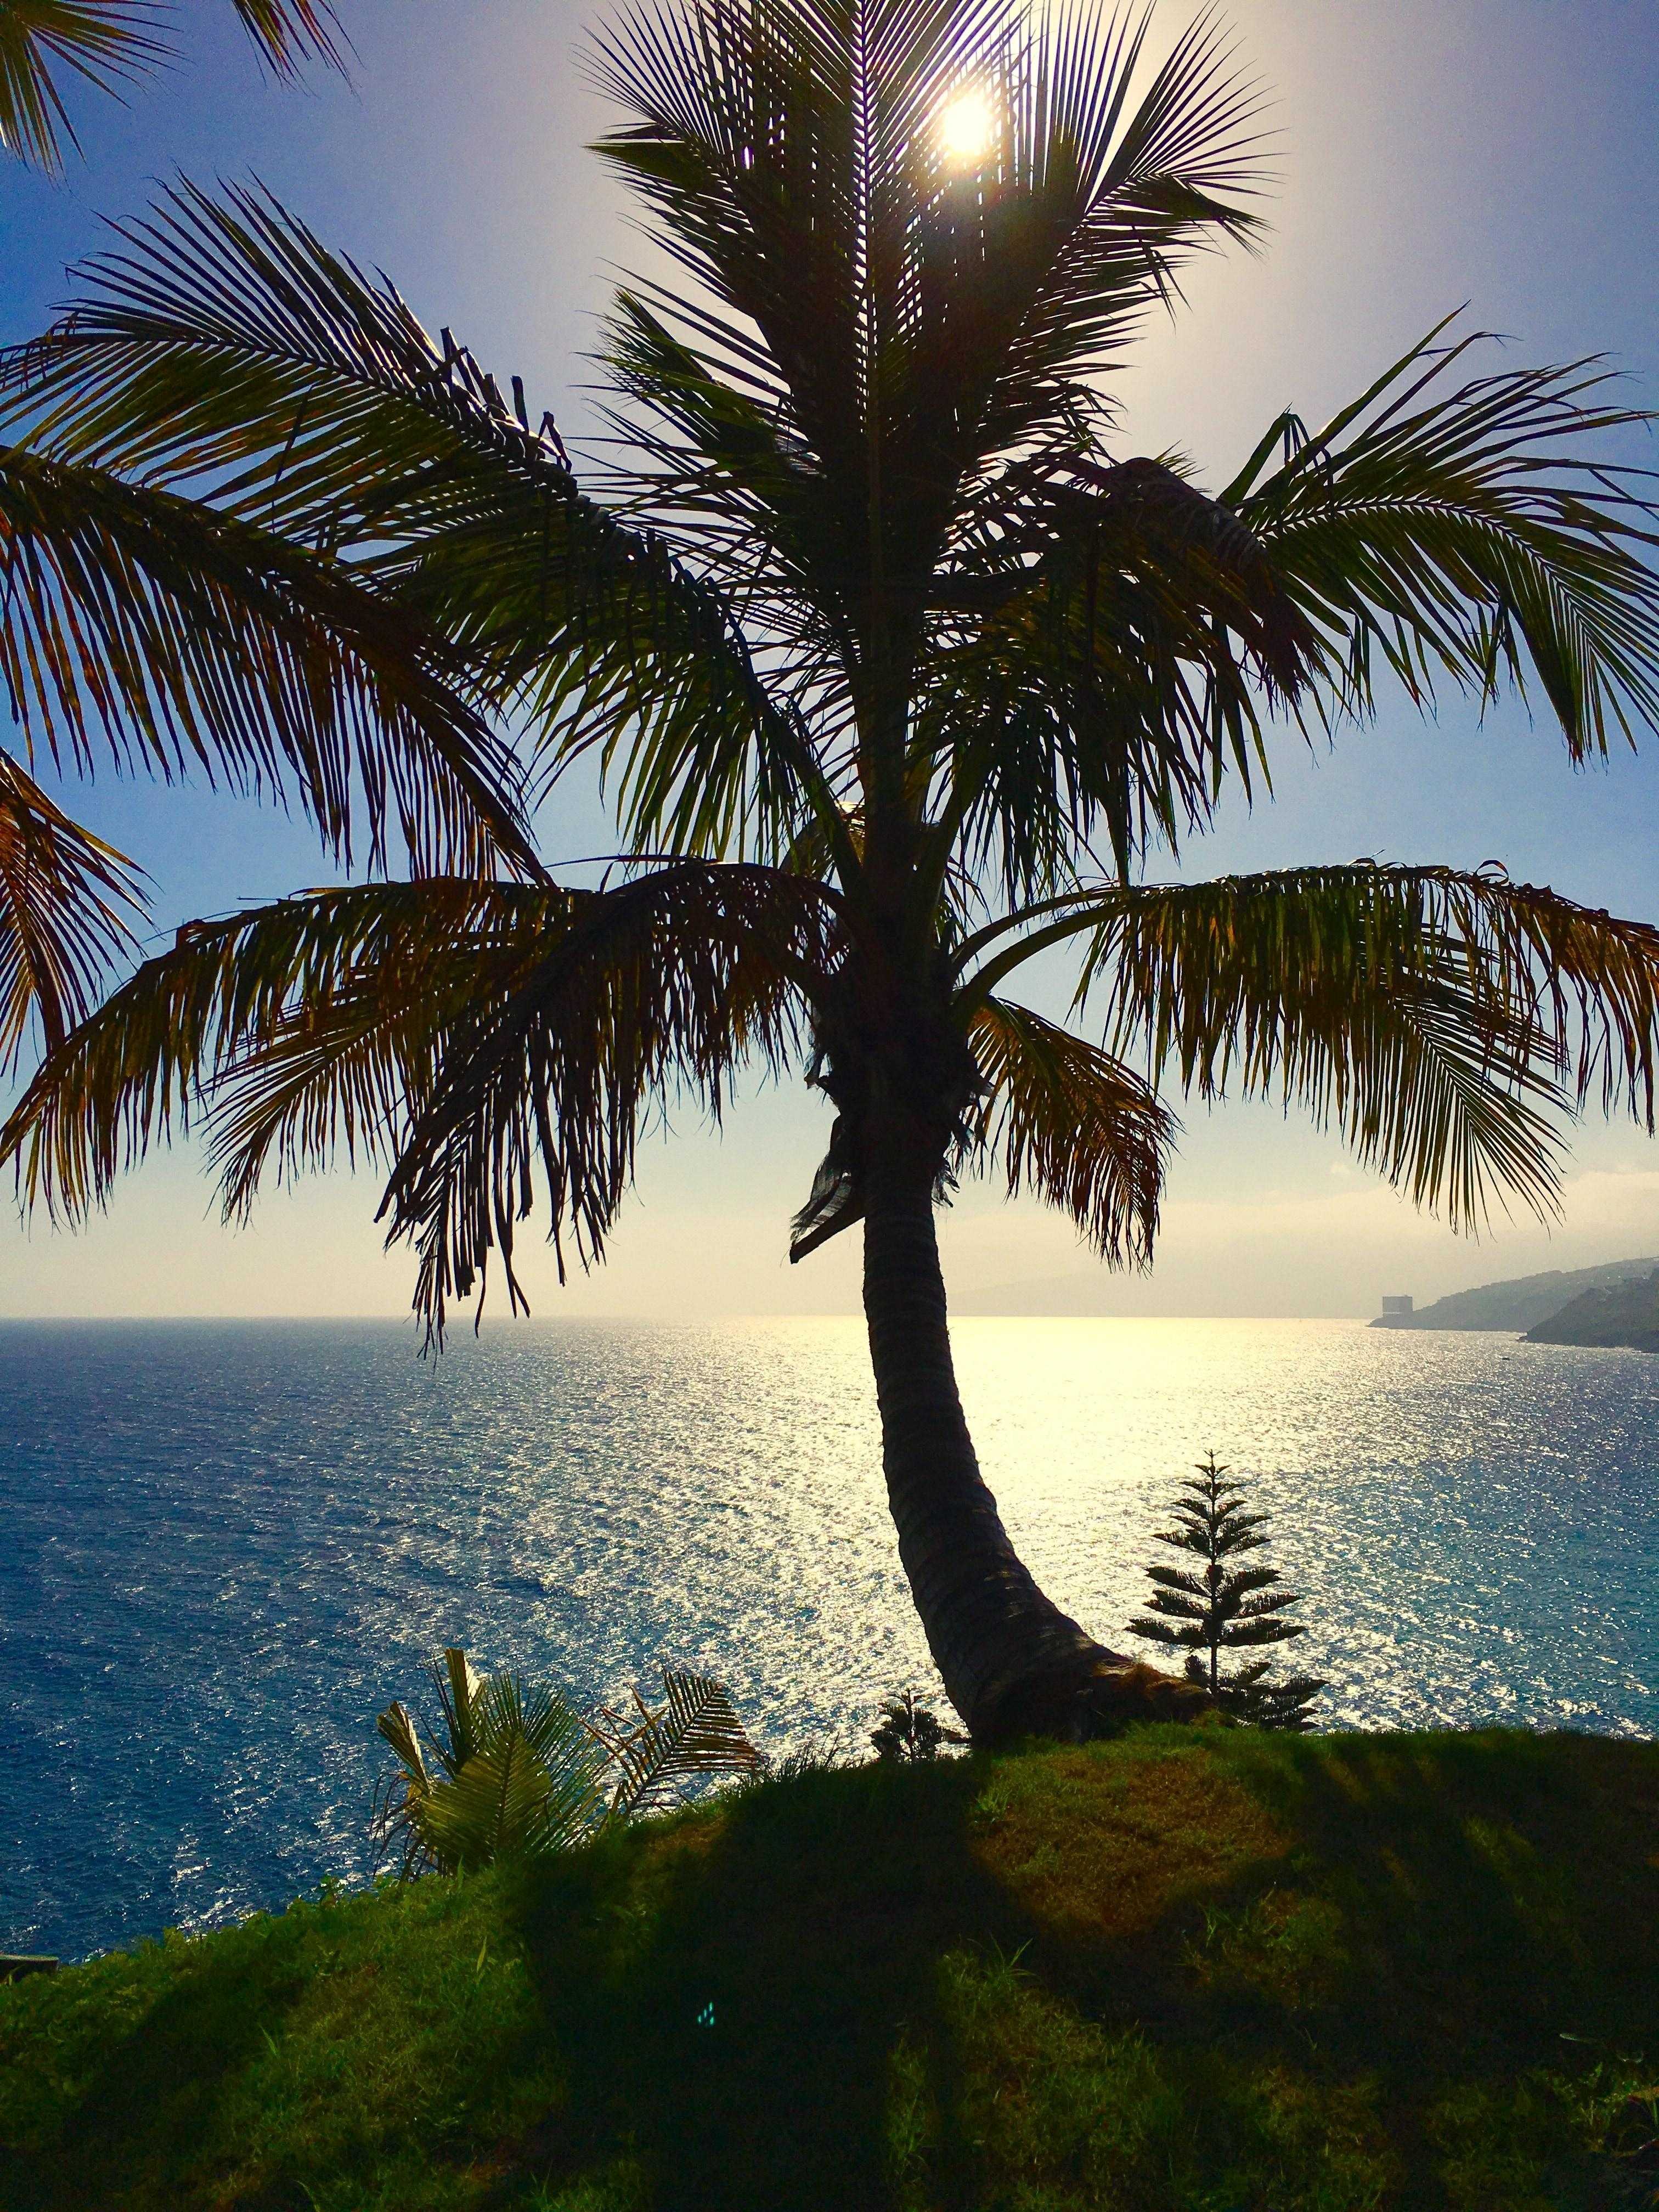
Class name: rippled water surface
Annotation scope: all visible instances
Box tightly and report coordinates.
[3,1316,1656,1960]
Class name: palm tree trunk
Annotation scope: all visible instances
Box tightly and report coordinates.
[862,1165,1210,1744]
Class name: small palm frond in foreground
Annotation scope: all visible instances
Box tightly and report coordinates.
[375,1649,611,1877]
[590,1668,765,1819]
[374,1649,761,1876]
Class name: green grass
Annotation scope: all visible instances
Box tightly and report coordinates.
[4,1729,1658,2210]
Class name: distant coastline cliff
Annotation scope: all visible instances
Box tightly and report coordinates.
[1524,1271,1659,1352]
[1370,1256,1659,1343]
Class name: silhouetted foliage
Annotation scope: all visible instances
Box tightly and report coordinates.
[1130,1454,1324,1729]
[871,1689,967,1762]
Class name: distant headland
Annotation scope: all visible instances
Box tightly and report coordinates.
[1372,1256,1659,1348]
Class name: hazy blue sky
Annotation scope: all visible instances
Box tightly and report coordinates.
[4,0,1659,1321]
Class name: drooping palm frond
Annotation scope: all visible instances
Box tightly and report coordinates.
[204,972,472,1228]
[0,0,345,171]
[1225,319,1659,760]
[0,442,536,876]
[995,862,1659,1229]
[0,864,838,1303]
[0,1,168,167]
[966,995,1173,1262]
[920,453,1316,890]
[1093,864,1659,1121]
[0,878,551,1221]
[3,180,828,861]
[227,0,346,81]
[377,861,842,1333]
[0,743,144,1065]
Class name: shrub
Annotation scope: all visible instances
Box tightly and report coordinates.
[1128,1454,1324,1729]
[871,1689,967,1762]
[375,1649,762,1874]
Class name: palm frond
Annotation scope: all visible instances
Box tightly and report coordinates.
[0,442,535,876]
[966,995,1173,1262]
[376,1651,611,1877]
[0,0,345,171]
[958,4,1268,464]
[376,861,840,1335]
[1042,862,1659,1228]
[228,0,346,81]
[0,743,144,1066]
[427,1644,485,1776]
[0,878,552,1222]
[582,0,1274,844]
[592,1667,764,1818]
[1224,320,1659,759]
[4,862,837,1324]
[3,179,822,858]
[922,452,1316,890]
[0,1,168,168]
[410,1725,596,1874]
[376,1697,431,1788]
[376,1650,754,1875]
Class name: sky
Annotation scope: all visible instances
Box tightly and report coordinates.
[4,0,1659,1322]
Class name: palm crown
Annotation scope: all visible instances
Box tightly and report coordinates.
[5,0,1659,1739]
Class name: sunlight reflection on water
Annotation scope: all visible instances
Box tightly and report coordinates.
[2,1316,1655,1958]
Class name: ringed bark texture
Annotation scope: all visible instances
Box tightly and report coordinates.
[861,1168,1212,1744]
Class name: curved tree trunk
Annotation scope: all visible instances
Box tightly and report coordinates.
[862,1164,1212,1745]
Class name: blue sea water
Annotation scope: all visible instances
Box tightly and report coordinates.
[2,1314,1656,1963]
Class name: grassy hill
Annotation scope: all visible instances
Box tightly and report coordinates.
[3,1728,1658,2211]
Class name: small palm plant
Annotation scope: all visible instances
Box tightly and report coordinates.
[375,1647,762,1876]
[871,1688,967,1762]
[1129,1455,1323,1729]
[586,1668,768,1818]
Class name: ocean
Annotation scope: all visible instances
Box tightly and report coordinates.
[3,1315,1656,1963]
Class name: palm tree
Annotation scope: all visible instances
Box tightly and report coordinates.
[6,0,1659,1743]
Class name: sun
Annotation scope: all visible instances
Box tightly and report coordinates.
[936,89,994,166]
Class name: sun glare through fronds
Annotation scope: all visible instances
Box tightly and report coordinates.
[936,88,994,164]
